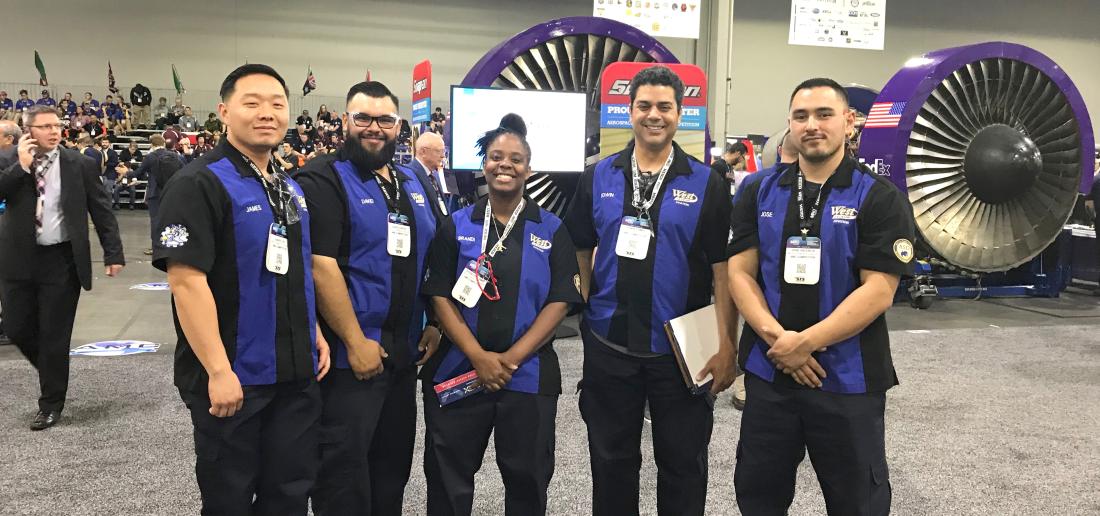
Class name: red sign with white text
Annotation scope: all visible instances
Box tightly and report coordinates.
[412,60,432,123]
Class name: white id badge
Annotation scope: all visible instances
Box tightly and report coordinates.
[784,236,821,285]
[266,223,290,275]
[451,260,488,308]
[615,216,652,260]
[387,213,411,257]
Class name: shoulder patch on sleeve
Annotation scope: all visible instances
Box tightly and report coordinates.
[893,238,914,263]
[160,224,189,248]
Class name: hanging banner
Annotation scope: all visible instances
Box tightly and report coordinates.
[594,0,701,39]
[598,62,708,162]
[789,0,887,51]
[412,60,432,124]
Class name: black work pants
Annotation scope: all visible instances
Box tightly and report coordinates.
[311,366,417,516]
[423,387,558,516]
[578,324,715,516]
[186,379,321,516]
[734,373,891,516]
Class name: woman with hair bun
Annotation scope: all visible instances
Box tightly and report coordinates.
[420,113,583,515]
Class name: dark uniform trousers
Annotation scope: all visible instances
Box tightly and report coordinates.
[0,242,82,413]
[578,325,715,516]
[423,387,558,516]
[186,379,321,516]
[312,364,418,516]
[734,374,891,516]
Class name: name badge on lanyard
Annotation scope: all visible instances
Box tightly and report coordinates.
[619,149,674,261]
[266,223,290,275]
[387,212,412,257]
[786,169,824,285]
[451,259,491,308]
[784,236,821,285]
[615,216,652,260]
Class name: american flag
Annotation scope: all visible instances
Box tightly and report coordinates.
[864,101,906,128]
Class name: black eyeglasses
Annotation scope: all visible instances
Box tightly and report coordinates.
[348,112,399,129]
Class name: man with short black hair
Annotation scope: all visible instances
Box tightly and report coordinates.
[565,65,738,515]
[728,78,914,516]
[15,90,34,114]
[298,80,441,515]
[130,83,152,128]
[154,63,329,515]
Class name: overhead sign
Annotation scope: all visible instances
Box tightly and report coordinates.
[598,62,708,163]
[71,340,161,357]
[412,60,432,124]
[130,282,169,291]
[789,0,887,51]
[594,0,701,39]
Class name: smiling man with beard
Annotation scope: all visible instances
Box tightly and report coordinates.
[295,81,443,516]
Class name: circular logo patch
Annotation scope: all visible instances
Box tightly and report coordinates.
[893,239,914,263]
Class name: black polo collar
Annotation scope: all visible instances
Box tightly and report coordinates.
[777,155,858,188]
[611,140,693,178]
[469,195,542,223]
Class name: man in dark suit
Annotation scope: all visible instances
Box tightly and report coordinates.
[128,133,183,254]
[0,105,125,430]
[408,131,455,217]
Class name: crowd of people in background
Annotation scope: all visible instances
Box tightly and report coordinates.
[0,84,445,210]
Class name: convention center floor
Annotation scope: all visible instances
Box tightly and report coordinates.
[1,211,1098,515]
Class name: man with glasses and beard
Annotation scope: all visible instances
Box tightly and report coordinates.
[296,81,443,516]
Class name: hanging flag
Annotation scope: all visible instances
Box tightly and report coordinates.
[303,66,316,96]
[107,61,119,95]
[34,50,48,86]
[172,64,185,95]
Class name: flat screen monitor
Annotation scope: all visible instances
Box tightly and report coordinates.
[448,86,587,173]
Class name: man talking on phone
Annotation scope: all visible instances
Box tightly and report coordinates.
[0,105,125,430]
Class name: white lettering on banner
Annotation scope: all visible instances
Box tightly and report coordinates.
[682,108,701,116]
[413,79,428,95]
[684,86,702,98]
[607,79,631,96]
[607,105,630,114]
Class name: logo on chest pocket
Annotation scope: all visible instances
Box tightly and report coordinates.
[529,234,552,252]
[672,189,698,206]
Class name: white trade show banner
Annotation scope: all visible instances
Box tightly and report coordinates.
[789,0,887,51]
[593,0,702,39]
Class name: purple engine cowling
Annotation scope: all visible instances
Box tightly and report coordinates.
[859,41,1094,195]
[858,41,1094,272]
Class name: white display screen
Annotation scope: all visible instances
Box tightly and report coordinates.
[449,86,587,173]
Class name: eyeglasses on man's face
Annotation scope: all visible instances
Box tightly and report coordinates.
[348,112,399,129]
